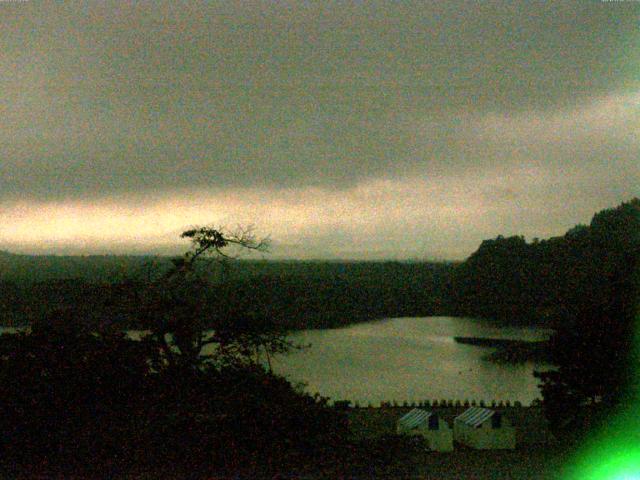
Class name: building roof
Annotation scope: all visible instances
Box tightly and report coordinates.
[455,407,495,428]
[398,408,434,430]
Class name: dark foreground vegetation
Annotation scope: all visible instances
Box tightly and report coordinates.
[0,319,352,478]
[0,229,358,478]
[530,200,640,442]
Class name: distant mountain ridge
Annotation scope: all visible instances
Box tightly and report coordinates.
[0,252,163,283]
[0,250,453,285]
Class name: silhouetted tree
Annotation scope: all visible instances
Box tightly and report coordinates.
[534,199,640,435]
[0,226,352,477]
[136,225,293,372]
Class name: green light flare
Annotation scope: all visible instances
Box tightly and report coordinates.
[563,416,640,479]
[563,313,640,480]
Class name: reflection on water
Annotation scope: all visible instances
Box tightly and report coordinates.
[268,317,552,406]
[0,317,553,406]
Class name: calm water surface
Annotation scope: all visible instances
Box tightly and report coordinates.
[267,317,552,406]
[0,317,553,406]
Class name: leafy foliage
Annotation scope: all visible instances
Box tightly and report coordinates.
[450,199,640,327]
[0,309,151,474]
[0,226,350,477]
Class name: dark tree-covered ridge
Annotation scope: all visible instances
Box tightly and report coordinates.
[449,198,640,326]
[0,260,455,330]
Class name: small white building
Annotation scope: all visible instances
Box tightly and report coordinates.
[396,409,453,452]
[453,407,516,450]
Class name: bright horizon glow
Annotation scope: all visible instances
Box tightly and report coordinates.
[2,88,638,259]
[0,173,626,260]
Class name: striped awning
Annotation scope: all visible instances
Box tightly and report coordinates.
[455,407,495,428]
[398,408,433,430]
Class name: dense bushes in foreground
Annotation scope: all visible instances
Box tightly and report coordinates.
[0,314,351,477]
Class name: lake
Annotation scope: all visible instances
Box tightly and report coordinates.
[0,316,553,406]
[263,317,553,406]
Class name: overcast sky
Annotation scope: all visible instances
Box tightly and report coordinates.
[1,1,638,259]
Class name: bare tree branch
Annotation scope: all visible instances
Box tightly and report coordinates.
[180,225,270,264]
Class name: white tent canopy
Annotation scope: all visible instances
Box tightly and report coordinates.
[455,407,496,428]
[396,408,453,452]
[454,407,516,450]
[398,409,437,430]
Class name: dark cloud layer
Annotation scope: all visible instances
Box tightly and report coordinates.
[1,1,639,201]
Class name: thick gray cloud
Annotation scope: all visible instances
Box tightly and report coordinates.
[0,1,639,257]
[1,1,639,199]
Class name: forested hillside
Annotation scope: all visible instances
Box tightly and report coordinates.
[449,198,640,326]
[0,251,156,284]
[0,260,454,329]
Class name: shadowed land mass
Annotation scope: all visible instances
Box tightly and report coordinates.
[0,199,637,477]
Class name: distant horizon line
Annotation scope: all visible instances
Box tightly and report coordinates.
[0,249,459,263]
